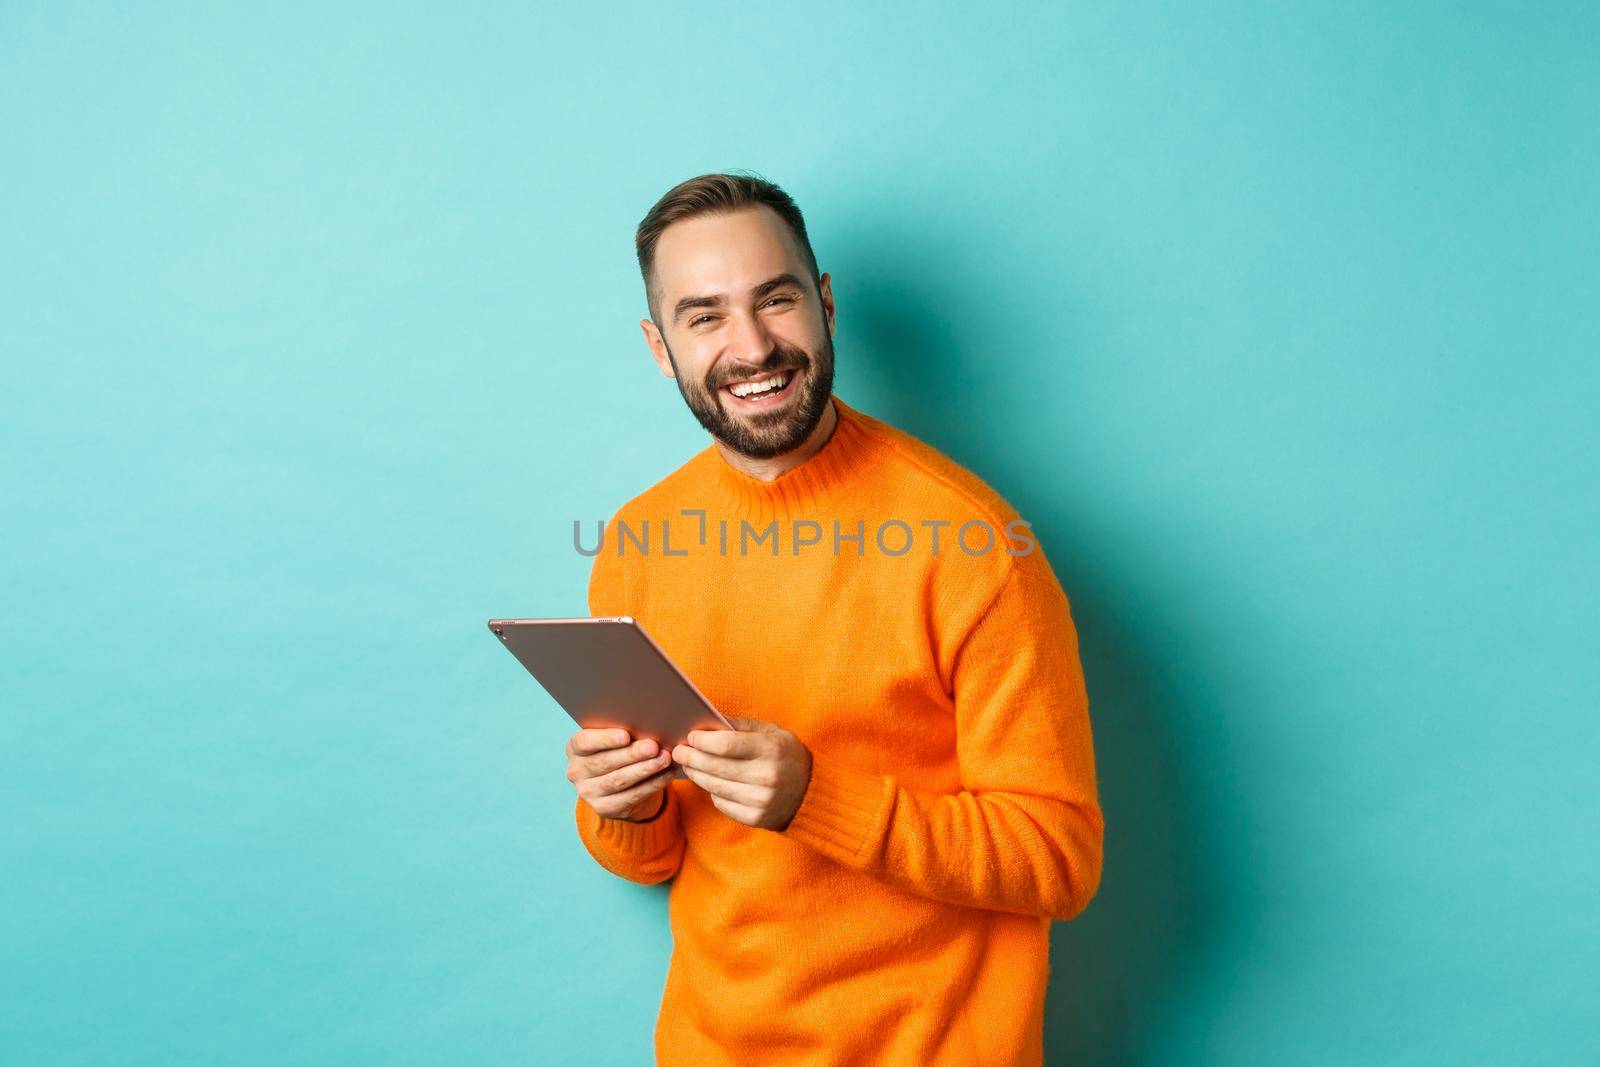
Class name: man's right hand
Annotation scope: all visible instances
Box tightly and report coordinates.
[566,728,675,822]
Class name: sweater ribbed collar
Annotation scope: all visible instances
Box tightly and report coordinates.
[707,394,877,523]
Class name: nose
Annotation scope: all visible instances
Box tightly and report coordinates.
[725,309,779,371]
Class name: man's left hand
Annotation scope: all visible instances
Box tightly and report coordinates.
[673,715,813,830]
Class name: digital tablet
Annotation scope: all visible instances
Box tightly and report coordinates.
[488,616,733,778]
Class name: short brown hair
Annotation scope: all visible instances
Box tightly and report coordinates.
[635,170,821,326]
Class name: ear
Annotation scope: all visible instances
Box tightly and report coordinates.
[818,271,835,337]
[640,318,676,378]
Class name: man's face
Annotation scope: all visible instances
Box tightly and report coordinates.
[641,206,835,460]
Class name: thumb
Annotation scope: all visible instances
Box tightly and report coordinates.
[725,714,777,733]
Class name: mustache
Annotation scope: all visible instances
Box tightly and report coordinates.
[711,351,810,389]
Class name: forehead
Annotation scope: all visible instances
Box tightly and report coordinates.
[653,206,805,301]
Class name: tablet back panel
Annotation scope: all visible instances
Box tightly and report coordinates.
[488,617,730,763]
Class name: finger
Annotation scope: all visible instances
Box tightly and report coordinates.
[570,728,632,756]
[583,750,674,798]
[680,764,768,807]
[572,738,661,783]
[592,767,675,816]
[706,792,765,827]
[672,744,769,783]
[569,737,658,782]
[685,728,767,759]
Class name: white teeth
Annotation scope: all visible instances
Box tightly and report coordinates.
[729,371,792,398]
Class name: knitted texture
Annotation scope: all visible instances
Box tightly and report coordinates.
[574,395,1103,1066]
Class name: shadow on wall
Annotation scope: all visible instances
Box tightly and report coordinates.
[832,214,1232,1066]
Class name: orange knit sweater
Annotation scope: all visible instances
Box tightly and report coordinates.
[575,395,1103,1066]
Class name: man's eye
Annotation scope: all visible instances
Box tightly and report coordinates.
[689,297,791,329]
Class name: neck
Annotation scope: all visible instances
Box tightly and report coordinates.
[713,397,839,484]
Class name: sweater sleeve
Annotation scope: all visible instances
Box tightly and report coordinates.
[570,524,688,885]
[574,784,686,885]
[778,560,1104,920]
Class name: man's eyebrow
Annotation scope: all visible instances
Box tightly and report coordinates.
[672,272,806,324]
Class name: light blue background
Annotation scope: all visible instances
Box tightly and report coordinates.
[3,3,1596,1064]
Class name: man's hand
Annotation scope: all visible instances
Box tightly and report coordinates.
[672,715,813,830]
[566,728,675,822]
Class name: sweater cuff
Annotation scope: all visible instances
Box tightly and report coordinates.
[779,756,893,868]
[580,786,681,856]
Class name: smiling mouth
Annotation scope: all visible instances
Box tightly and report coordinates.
[721,368,798,408]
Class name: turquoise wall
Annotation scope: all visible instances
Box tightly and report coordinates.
[4,3,1595,1063]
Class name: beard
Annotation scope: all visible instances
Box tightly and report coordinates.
[664,327,836,460]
